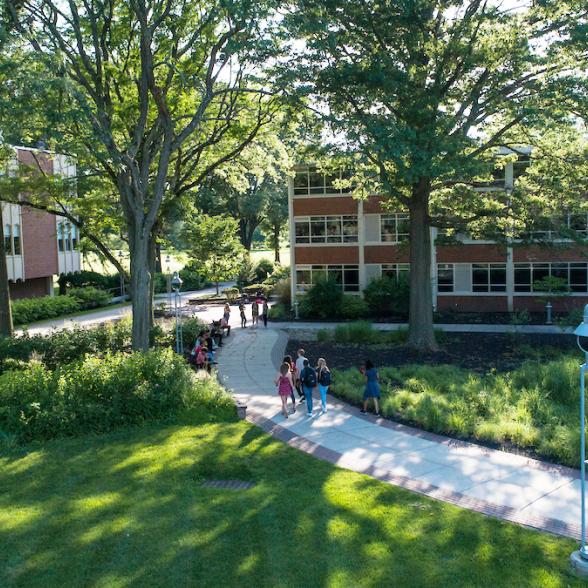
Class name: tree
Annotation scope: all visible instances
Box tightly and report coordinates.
[286,0,586,350]
[260,181,288,262]
[182,214,246,295]
[8,0,280,350]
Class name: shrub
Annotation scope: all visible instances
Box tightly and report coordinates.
[316,329,331,342]
[223,287,240,302]
[12,295,82,325]
[510,309,531,326]
[264,265,290,286]
[274,278,291,307]
[299,278,343,318]
[340,295,369,319]
[179,266,207,291]
[364,275,409,316]
[334,321,376,343]
[268,303,289,321]
[181,317,209,352]
[69,287,112,309]
[58,270,120,293]
[152,272,168,294]
[242,284,273,298]
[254,258,275,283]
[236,258,256,289]
[0,348,232,444]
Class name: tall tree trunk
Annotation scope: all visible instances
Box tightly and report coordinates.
[0,218,14,336]
[407,179,437,351]
[129,229,152,351]
[273,225,280,263]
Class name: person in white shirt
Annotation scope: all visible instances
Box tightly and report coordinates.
[295,348,307,402]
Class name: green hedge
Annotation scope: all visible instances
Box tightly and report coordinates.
[12,295,81,325]
[69,286,112,309]
[0,348,235,444]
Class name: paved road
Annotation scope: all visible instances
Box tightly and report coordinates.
[218,325,581,540]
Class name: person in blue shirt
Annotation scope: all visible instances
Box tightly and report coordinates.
[360,359,380,416]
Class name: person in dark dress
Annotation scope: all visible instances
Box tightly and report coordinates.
[360,359,380,416]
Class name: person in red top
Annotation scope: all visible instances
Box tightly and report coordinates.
[275,362,295,418]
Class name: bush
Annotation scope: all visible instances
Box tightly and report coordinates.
[334,321,376,343]
[340,295,369,319]
[299,279,343,319]
[254,258,275,283]
[181,317,209,352]
[223,287,240,302]
[242,284,273,298]
[316,329,331,342]
[0,348,234,444]
[58,270,120,293]
[364,275,409,316]
[236,258,256,289]
[274,278,291,307]
[12,295,81,325]
[263,265,290,286]
[268,303,289,321]
[179,266,206,291]
[69,287,112,309]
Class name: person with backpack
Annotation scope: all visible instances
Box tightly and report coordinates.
[300,358,317,417]
[275,362,296,418]
[316,357,331,414]
[295,348,307,402]
[239,302,247,328]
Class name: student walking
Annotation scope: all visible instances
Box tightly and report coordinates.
[262,299,269,327]
[300,359,317,417]
[316,357,331,414]
[360,359,381,416]
[239,302,247,328]
[283,355,297,411]
[276,362,296,418]
[221,303,231,336]
[295,348,307,402]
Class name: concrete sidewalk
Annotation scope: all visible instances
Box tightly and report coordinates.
[218,326,581,540]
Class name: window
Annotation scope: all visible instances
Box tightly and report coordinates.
[381,214,409,243]
[65,222,72,251]
[381,263,410,281]
[437,264,454,292]
[296,265,360,293]
[472,263,506,292]
[514,262,588,293]
[71,224,78,250]
[13,224,20,255]
[57,222,65,252]
[295,216,358,244]
[293,167,352,196]
[4,224,12,255]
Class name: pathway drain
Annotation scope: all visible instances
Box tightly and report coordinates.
[202,480,255,490]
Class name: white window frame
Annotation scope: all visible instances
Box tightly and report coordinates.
[295,264,360,293]
[380,213,409,243]
[294,216,358,244]
[471,263,507,293]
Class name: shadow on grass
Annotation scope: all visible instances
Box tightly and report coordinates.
[0,421,582,588]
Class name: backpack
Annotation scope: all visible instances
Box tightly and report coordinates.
[319,369,331,386]
[303,367,317,388]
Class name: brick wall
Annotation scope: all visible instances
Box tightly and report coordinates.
[294,246,359,264]
[364,245,410,263]
[437,295,508,312]
[513,245,588,262]
[513,296,588,313]
[10,277,50,299]
[437,244,507,263]
[293,197,358,215]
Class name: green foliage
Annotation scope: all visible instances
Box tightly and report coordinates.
[263,264,290,286]
[267,303,289,321]
[316,328,331,342]
[332,356,583,467]
[0,348,234,444]
[181,317,209,352]
[363,276,409,316]
[557,307,584,329]
[223,287,240,302]
[274,277,291,307]
[332,322,408,345]
[299,279,343,319]
[183,215,246,286]
[58,270,119,293]
[510,309,532,326]
[340,294,369,319]
[254,258,275,282]
[236,257,257,289]
[69,286,112,309]
[11,295,81,325]
[242,284,273,297]
[178,265,207,291]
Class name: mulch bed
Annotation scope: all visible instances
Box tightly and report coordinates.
[286,332,576,373]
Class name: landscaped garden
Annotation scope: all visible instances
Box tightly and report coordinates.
[288,323,582,467]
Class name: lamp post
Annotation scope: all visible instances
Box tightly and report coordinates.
[165,254,172,311]
[571,304,588,578]
[118,251,125,299]
[171,272,184,354]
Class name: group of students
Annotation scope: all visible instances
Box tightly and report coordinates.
[238,295,269,328]
[275,348,332,419]
[190,303,232,372]
[275,349,382,419]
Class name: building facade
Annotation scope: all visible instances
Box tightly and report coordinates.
[288,160,588,313]
[2,146,81,299]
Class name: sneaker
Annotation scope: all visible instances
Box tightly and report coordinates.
[360,409,367,414]
[375,412,380,417]
[320,409,326,415]
[307,412,313,418]
[299,397,306,403]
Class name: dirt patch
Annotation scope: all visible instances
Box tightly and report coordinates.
[286,332,575,373]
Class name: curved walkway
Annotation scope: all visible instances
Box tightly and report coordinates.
[218,326,582,540]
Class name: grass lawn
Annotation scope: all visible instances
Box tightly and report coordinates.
[0,420,582,588]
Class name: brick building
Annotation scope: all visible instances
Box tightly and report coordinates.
[288,155,588,313]
[2,146,81,299]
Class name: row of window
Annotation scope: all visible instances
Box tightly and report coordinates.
[296,265,360,293]
[295,216,358,244]
[294,213,409,244]
[57,221,78,252]
[4,224,21,256]
[293,168,352,195]
[437,262,588,293]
